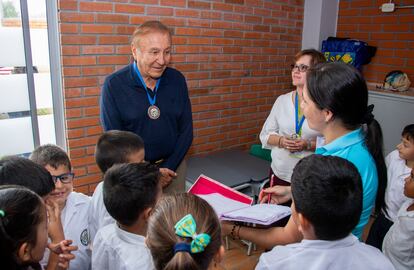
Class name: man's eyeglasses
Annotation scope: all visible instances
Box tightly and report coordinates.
[52,173,75,184]
[291,64,310,72]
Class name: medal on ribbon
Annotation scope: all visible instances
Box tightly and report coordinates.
[147,105,160,120]
[133,62,161,120]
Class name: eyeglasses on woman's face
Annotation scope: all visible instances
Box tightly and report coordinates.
[291,63,309,72]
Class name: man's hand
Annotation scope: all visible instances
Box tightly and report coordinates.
[159,168,177,188]
[259,185,292,204]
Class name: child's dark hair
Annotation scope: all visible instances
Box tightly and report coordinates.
[306,62,387,214]
[402,124,414,142]
[95,130,145,173]
[103,162,159,226]
[0,185,45,270]
[291,155,363,240]
[30,144,72,171]
[0,156,54,197]
[147,193,222,270]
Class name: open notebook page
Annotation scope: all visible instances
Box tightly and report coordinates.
[197,193,249,217]
[221,203,291,225]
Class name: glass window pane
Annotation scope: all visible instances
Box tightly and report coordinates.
[39,114,56,146]
[35,73,52,109]
[0,74,30,112]
[0,117,34,156]
[28,0,56,146]
[0,0,64,156]
[0,0,25,67]
[0,0,35,156]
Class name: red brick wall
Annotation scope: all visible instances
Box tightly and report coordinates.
[58,0,304,194]
[337,0,414,84]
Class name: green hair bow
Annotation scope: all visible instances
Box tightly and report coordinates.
[174,214,211,253]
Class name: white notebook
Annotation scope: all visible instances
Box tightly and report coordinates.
[198,193,291,225]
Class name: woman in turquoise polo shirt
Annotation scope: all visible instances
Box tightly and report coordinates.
[222,62,386,248]
[301,62,386,238]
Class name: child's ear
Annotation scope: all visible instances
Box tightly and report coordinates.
[297,213,306,232]
[143,207,153,222]
[17,242,32,263]
[297,213,314,236]
[214,245,225,264]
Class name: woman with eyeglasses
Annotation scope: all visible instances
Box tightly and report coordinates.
[259,49,326,197]
[222,62,387,252]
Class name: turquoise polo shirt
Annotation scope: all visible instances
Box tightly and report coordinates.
[316,128,378,239]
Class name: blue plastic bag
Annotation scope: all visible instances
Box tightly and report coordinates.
[321,37,376,70]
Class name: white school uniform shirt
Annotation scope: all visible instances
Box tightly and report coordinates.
[41,192,92,270]
[383,200,414,270]
[259,91,320,182]
[255,234,395,270]
[383,150,411,222]
[89,181,115,242]
[92,223,155,270]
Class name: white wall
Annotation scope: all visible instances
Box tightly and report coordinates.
[302,0,339,50]
[369,91,414,155]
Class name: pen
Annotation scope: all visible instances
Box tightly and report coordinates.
[268,174,274,204]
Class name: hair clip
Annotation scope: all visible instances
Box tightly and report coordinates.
[0,209,5,217]
[174,214,211,253]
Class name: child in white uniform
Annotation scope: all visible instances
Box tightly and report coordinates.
[92,162,160,270]
[383,168,414,270]
[89,130,174,241]
[31,144,91,270]
[0,156,76,269]
[256,155,395,270]
[367,124,414,249]
[0,186,74,270]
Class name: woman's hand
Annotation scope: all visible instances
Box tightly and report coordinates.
[280,137,298,152]
[220,221,234,236]
[280,137,307,152]
[259,185,292,204]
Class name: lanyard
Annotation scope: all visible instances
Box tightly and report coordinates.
[295,92,305,136]
[133,62,161,106]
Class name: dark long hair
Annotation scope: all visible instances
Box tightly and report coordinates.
[306,62,387,214]
[0,186,44,270]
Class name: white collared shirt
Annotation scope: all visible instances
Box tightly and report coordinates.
[89,181,115,242]
[256,234,395,270]
[259,91,320,182]
[92,223,155,270]
[42,192,92,270]
[383,150,412,222]
[383,200,414,270]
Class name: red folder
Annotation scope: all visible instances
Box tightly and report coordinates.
[188,174,253,205]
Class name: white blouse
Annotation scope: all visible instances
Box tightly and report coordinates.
[259,91,320,182]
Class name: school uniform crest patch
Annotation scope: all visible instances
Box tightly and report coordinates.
[80,229,90,246]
